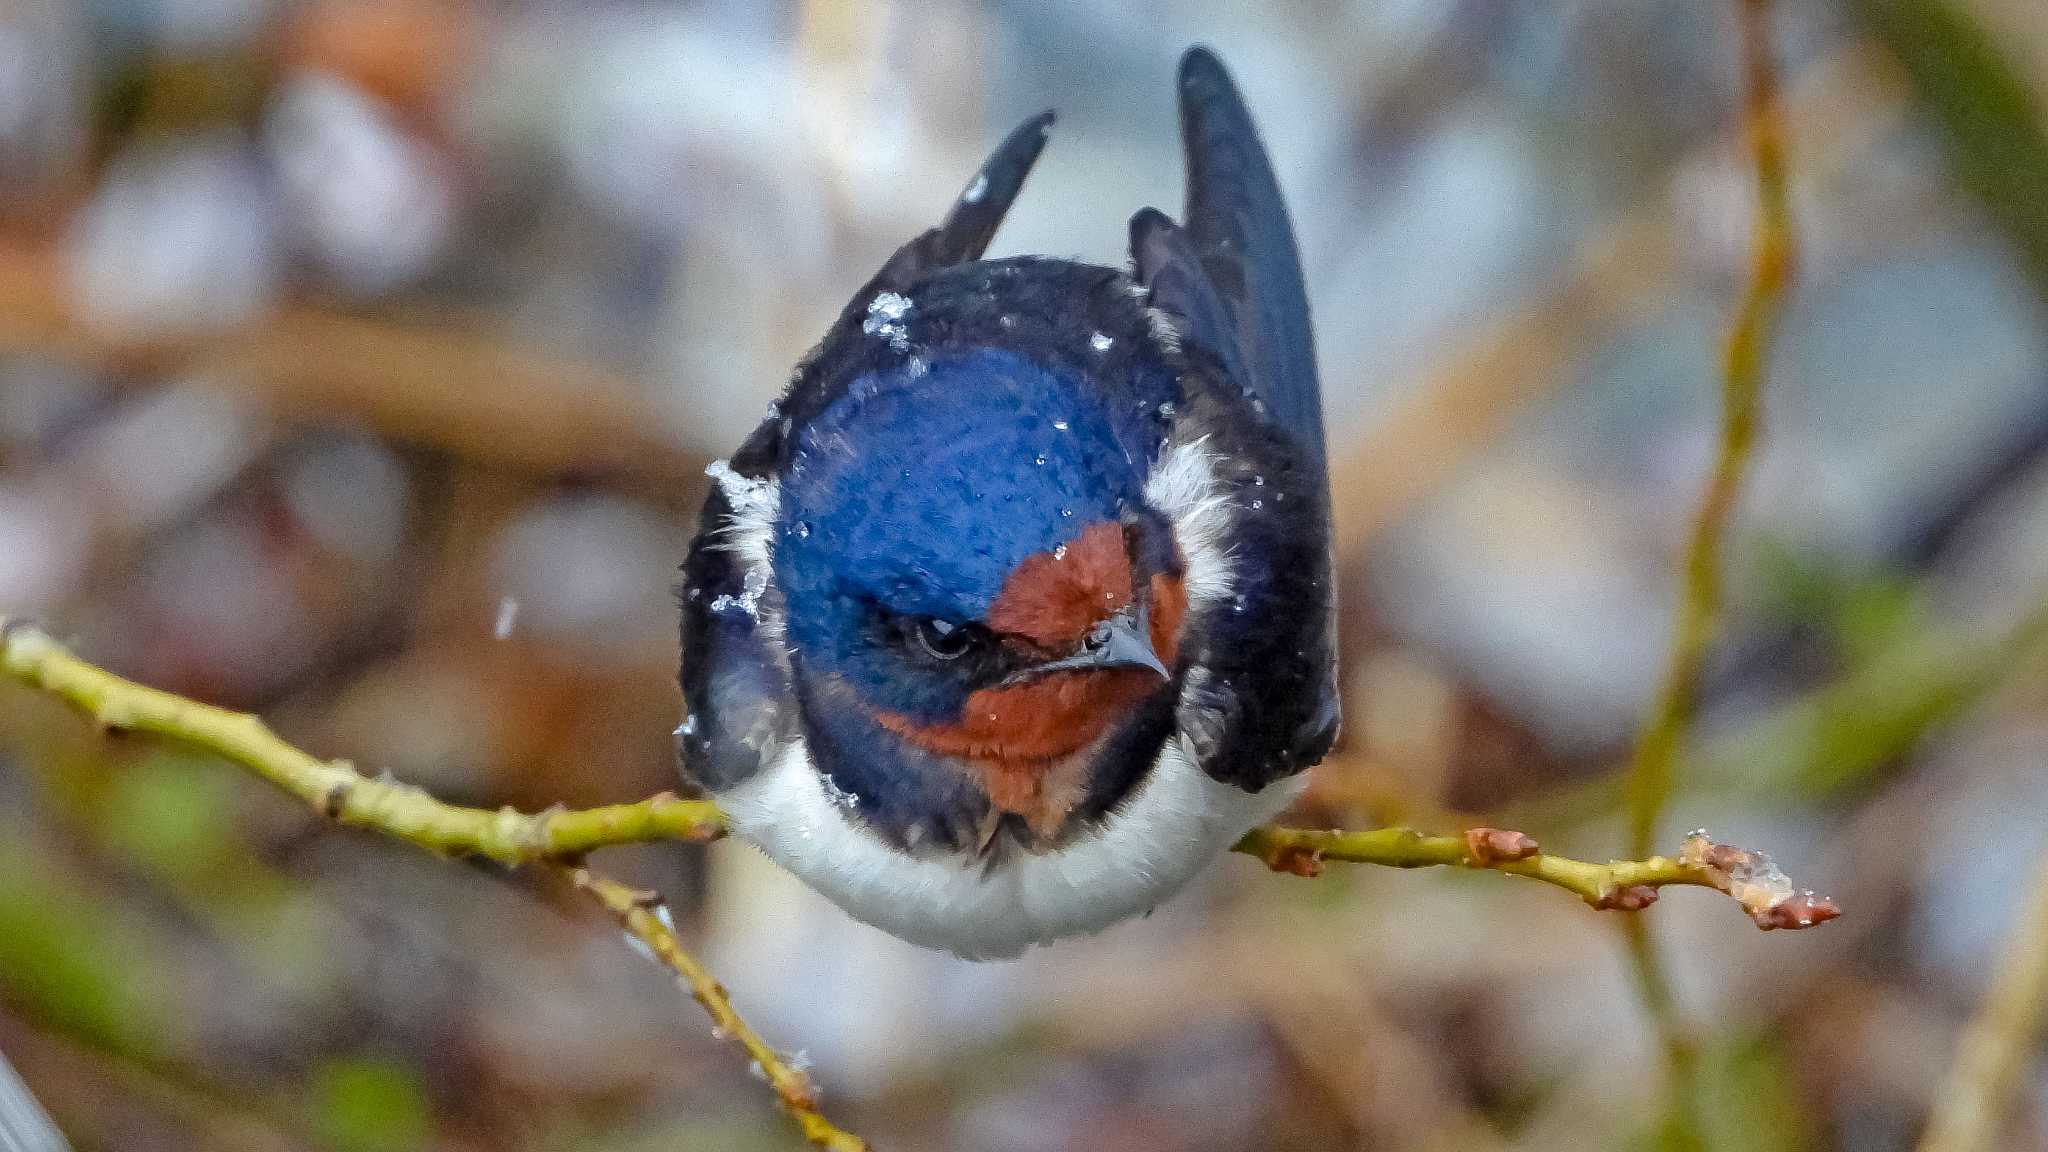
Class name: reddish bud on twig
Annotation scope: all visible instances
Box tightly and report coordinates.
[1750,891,1841,931]
[1679,831,1839,931]
[1263,844,1325,878]
[1595,884,1660,911]
[1464,827,1541,864]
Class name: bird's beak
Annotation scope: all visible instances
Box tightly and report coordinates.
[1091,612,1172,679]
[1004,607,1171,685]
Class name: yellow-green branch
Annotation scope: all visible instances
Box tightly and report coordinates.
[1,618,1841,931]
[0,613,1843,1143]
[0,621,723,862]
[0,618,854,1150]
[1625,0,1796,861]
[1232,824,1835,929]
[568,866,866,1152]
[1619,3,1798,1146]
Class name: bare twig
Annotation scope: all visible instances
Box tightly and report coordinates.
[1616,2,1799,1146]
[567,866,865,1152]
[1917,855,2048,1152]
[0,618,861,1148]
[1625,0,1796,861]
[0,620,723,861]
[1234,825,1836,929]
[1,619,1839,932]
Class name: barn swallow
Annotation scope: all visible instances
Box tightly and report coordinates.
[679,47,1337,959]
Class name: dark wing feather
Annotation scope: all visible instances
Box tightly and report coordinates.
[1133,48,1339,791]
[874,111,1055,288]
[1175,46,1325,473]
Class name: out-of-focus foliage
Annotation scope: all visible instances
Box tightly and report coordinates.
[1853,0,2048,287]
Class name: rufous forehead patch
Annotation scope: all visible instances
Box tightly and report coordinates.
[986,520,1132,651]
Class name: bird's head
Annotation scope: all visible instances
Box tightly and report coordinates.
[772,348,1185,790]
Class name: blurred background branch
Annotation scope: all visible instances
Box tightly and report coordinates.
[1916,853,2048,1152]
[1619,2,1798,1147]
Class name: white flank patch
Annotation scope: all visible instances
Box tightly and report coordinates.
[1144,306,1183,353]
[705,460,778,572]
[704,458,783,640]
[1144,436,1235,606]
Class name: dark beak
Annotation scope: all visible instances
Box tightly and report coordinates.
[1004,608,1171,685]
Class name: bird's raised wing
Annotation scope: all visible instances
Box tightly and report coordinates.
[1132,47,1339,791]
[1137,47,1325,475]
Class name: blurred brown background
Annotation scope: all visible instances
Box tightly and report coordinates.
[3,0,2048,1149]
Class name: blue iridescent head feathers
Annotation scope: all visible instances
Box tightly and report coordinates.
[774,347,1143,720]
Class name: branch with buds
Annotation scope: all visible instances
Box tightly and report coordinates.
[0,616,1839,1147]
[1,620,1839,926]
[0,618,856,1151]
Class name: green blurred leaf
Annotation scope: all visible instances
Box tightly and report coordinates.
[308,1056,431,1152]
[1698,1031,1817,1152]
[1750,539,1928,665]
[1852,0,2048,292]
[95,751,243,882]
[1697,603,2043,797]
[1633,1031,1814,1152]
[0,840,168,1054]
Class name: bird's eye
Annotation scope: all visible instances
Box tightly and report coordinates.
[913,617,976,661]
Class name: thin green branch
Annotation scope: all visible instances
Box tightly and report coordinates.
[1917,855,2048,1152]
[1622,915,1704,1152]
[0,619,858,1149]
[1619,2,1798,1146]
[0,621,723,862]
[567,865,866,1152]
[1233,824,1836,929]
[1625,0,1796,860]
[1,618,1840,931]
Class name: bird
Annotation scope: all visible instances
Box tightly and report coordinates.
[677,46,1337,959]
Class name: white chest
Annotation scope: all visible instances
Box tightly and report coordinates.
[713,732,1301,959]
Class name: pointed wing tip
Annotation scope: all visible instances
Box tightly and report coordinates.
[1178,45,1235,94]
[983,108,1057,188]
[1177,47,1259,156]
[1129,205,1174,237]
[1001,109,1057,158]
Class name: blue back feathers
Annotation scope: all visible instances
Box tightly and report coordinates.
[774,347,1144,720]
